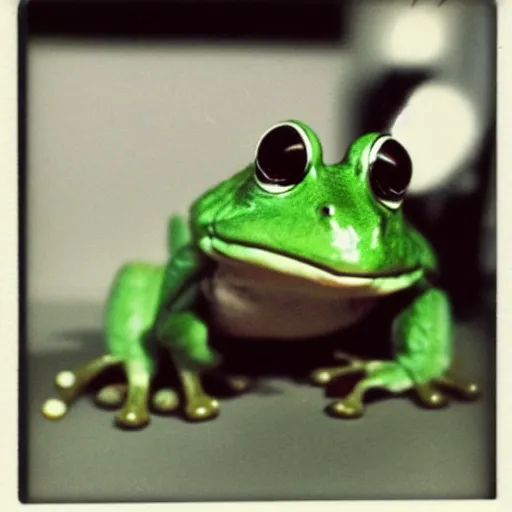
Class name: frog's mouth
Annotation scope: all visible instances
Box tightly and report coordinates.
[199,234,424,295]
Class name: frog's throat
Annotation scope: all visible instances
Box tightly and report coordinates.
[199,236,424,294]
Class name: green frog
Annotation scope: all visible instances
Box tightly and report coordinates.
[41,120,479,429]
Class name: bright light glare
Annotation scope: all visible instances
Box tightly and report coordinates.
[391,84,479,193]
[387,8,447,65]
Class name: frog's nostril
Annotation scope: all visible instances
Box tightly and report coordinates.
[319,205,336,218]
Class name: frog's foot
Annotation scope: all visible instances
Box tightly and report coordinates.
[94,383,128,409]
[221,374,253,393]
[321,360,414,419]
[413,371,480,408]
[151,388,181,414]
[41,354,122,420]
[95,384,180,417]
[412,382,449,408]
[310,351,366,387]
[312,359,480,419]
[114,390,150,429]
[204,370,254,396]
[112,360,154,429]
[42,356,155,430]
[179,369,220,422]
[185,395,220,421]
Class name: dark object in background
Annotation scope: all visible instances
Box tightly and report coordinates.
[25,0,349,44]
[404,122,496,321]
[355,70,433,136]
[353,69,496,321]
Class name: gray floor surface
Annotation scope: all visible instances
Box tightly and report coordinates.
[25,302,496,503]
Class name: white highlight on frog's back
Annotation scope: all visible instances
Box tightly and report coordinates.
[391,84,479,193]
[202,262,378,340]
[386,6,448,66]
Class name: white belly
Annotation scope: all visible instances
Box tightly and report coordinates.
[201,262,378,340]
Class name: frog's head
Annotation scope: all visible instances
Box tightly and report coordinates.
[194,120,433,295]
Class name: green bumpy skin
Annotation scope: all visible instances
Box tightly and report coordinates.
[42,120,479,429]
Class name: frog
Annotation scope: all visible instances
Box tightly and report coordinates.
[41,120,479,429]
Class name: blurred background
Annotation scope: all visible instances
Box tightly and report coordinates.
[22,0,496,503]
[25,0,496,319]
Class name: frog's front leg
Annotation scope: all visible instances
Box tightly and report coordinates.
[311,287,480,418]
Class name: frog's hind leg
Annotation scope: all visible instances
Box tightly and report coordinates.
[41,354,123,420]
[42,262,165,429]
[311,288,480,418]
[105,262,166,428]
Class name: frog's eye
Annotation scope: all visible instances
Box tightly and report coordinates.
[254,123,310,193]
[368,136,412,210]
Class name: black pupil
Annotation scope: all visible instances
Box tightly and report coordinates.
[369,139,412,203]
[256,125,308,186]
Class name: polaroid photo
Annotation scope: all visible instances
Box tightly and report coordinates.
[0,0,507,511]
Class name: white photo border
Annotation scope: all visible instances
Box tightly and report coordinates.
[0,0,507,510]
